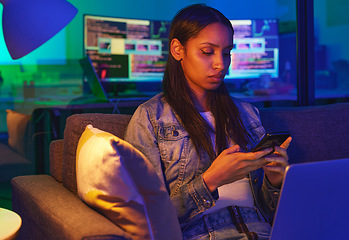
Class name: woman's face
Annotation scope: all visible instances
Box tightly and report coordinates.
[180,22,233,98]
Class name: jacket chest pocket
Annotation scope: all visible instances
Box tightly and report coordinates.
[159,124,188,141]
[158,124,189,164]
[157,124,201,195]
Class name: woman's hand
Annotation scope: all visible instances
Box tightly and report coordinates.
[203,145,273,192]
[263,137,292,188]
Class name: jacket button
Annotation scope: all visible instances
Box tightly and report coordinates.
[253,178,258,184]
[203,199,211,208]
[172,130,179,136]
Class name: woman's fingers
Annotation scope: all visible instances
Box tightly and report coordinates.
[224,144,242,154]
[235,148,274,170]
[265,154,288,165]
[248,147,273,159]
[264,165,287,174]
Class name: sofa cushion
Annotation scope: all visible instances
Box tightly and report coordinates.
[62,113,132,194]
[6,109,31,157]
[76,124,182,240]
[259,102,349,164]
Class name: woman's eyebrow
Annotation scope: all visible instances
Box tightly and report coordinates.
[200,42,234,49]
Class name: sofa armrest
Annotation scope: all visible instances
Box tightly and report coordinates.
[11,175,132,240]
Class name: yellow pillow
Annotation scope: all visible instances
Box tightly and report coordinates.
[76,125,182,240]
[6,109,31,156]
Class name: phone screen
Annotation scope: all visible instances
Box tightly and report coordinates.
[252,132,291,152]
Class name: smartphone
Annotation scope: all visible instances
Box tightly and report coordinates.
[252,132,291,153]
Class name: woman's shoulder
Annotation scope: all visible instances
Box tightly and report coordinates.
[133,92,175,119]
[138,92,166,110]
[231,97,259,115]
[231,97,265,146]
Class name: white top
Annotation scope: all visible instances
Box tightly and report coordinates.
[200,111,254,215]
[0,208,22,240]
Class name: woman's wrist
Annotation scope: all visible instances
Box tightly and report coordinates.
[203,171,218,192]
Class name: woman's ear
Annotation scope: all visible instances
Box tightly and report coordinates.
[170,38,184,61]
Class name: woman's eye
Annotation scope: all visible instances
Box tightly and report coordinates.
[201,49,214,55]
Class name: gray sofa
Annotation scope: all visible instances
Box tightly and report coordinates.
[11,102,349,240]
[1,104,118,183]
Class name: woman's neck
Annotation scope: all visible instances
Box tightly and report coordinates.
[193,92,209,112]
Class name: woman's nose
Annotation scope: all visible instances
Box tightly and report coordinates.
[213,54,224,71]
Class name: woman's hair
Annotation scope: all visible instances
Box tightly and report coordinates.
[163,4,249,160]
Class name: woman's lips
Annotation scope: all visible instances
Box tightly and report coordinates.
[209,73,223,81]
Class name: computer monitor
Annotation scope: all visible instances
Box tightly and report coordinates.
[226,19,279,80]
[83,15,279,90]
[83,14,170,83]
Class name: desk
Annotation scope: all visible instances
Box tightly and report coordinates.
[11,94,152,115]
[0,208,22,240]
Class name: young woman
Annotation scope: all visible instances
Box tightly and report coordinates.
[124,4,291,240]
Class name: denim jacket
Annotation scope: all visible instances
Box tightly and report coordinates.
[124,93,280,227]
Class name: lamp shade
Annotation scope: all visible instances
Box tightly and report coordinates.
[1,0,77,60]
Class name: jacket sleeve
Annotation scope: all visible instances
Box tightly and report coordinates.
[261,176,281,223]
[124,105,166,184]
[251,168,281,224]
[124,105,218,225]
[240,100,281,224]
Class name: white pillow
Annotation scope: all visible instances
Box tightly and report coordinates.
[76,124,182,240]
[6,109,30,156]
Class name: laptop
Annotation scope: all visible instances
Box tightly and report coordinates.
[270,158,349,240]
[79,56,111,102]
[79,56,153,113]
